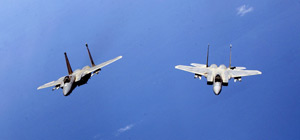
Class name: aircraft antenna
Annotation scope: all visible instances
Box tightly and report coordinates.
[206,43,209,67]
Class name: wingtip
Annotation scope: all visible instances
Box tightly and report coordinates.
[255,70,262,75]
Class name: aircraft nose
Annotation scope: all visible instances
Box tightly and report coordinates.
[63,83,72,96]
[213,82,222,95]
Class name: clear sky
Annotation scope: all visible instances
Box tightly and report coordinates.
[0,0,300,139]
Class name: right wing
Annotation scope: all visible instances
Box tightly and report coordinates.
[234,67,246,70]
[229,69,262,78]
[37,76,65,90]
[230,66,246,70]
[83,56,122,75]
[175,65,210,76]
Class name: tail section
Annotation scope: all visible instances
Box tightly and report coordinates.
[229,44,236,69]
[64,52,73,75]
[85,43,96,67]
[206,44,209,67]
[229,44,232,68]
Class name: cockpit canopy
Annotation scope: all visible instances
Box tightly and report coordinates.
[215,74,222,82]
[63,76,70,83]
[219,64,226,69]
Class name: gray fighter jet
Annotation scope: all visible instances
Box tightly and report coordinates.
[175,44,261,95]
[37,44,122,96]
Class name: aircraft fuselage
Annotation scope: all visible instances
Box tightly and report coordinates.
[61,66,96,96]
[206,64,229,95]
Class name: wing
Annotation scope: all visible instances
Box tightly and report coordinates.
[230,66,246,70]
[190,63,206,67]
[229,69,262,78]
[175,65,210,76]
[83,56,122,75]
[37,76,65,90]
[234,67,246,70]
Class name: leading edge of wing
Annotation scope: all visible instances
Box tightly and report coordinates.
[37,76,65,90]
[84,56,122,74]
[98,56,122,68]
[190,63,206,67]
[229,69,262,78]
[175,65,210,75]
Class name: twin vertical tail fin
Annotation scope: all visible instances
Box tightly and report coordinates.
[205,44,234,69]
[229,44,232,69]
[206,44,209,67]
[63,43,96,75]
[64,52,73,75]
[229,44,236,69]
[86,43,96,67]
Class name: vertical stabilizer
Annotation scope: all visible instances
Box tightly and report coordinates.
[206,44,209,67]
[85,43,96,67]
[64,52,73,75]
[229,44,232,68]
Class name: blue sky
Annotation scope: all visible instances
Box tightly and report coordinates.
[0,0,300,139]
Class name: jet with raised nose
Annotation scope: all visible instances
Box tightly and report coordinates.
[37,44,122,96]
[175,44,262,95]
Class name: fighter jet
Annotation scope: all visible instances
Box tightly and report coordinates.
[37,44,122,96]
[175,44,262,95]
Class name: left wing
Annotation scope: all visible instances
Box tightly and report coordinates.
[83,56,122,75]
[37,76,65,90]
[229,69,262,78]
[190,63,206,68]
[175,65,210,76]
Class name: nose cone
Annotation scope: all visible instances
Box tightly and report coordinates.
[62,76,75,96]
[213,82,222,95]
[63,83,73,96]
